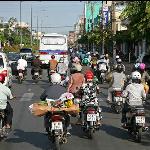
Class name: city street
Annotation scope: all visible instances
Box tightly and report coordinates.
[0,67,150,150]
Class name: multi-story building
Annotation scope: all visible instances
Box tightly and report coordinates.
[68,31,75,47]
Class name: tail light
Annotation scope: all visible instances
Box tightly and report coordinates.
[114,91,122,97]
[51,115,63,122]
[61,75,65,80]
[40,52,48,55]
[86,107,96,114]
[60,51,68,55]
[2,70,8,77]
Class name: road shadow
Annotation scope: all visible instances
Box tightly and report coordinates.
[100,105,112,113]
[99,124,129,140]
[5,129,53,150]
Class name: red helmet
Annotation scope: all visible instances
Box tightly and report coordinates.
[85,71,94,81]
[0,74,5,83]
[51,55,55,59]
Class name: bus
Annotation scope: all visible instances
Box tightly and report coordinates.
[39,33,69,68]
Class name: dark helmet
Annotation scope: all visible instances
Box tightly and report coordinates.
[82,58,89,66]
[0,74,5,83]
[116,64,123,72]
[51,55,55,59]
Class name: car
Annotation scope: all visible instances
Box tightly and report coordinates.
[7,53,21,76]
[0,52,12,88]
[20,48,33,62]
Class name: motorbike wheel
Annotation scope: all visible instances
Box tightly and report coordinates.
[18,77,22,84]
[54,136,61,150]
[87,128,94,139]
[136,128,142,143]
[115,105,122,114]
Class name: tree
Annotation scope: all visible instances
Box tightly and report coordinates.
[120,1,150,40]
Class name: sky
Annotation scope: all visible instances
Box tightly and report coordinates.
[0,1,84,35]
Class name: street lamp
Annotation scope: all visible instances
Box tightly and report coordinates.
[30,6,33,48]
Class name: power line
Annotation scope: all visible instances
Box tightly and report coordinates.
[31,25,74,29]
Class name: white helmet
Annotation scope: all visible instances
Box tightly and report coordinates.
[116,55,119,59]
[51,73,61,84]
[117,58,122,63]
[131,71,141,80]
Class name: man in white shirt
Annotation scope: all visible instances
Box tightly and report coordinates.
[17,55,28,76]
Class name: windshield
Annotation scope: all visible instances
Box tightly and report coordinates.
[41,36,66,45]
[7,53,21,61]
[20,48,32,53]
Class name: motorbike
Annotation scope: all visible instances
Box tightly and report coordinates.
[111,88,124,114]
[32,68,40,83]
[98,69,107,84]
[124,105,148,142]
[0,109,5,138]
[81,94,102,139]
[48,70,56,82]
[47,111,69,150]
[17,69,25,84]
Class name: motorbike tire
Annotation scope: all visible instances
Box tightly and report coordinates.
[87,128,94,139]
[115,105,122,114]
[54,136,61,150]
[136,128,142,143]
[18,77,22,84]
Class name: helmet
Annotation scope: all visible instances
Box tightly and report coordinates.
[116,64,123,72]
[73,57,80,63]
[117,58,122,63]
[100,55,105,59]
[59,57,64,63]
[82,58,89,65]
[134,63,140,69]
[51,73,61,84]
[0,74,5,83]
[131,71,141,80]
[139,63,146,70]
[105,54,109,58]
[116,55,119,59]
[51,55,55,59]
[22,55,26,59]
[85,71,94,81]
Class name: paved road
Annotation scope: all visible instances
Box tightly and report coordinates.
[1,67,150,150]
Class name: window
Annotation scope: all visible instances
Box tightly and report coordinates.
[20,48,32,53]
[41,36,66,45]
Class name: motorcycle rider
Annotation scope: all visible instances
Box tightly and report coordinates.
[81,58,94,75]
[106,64,126,103]
[90,53,98,75]
[138,63,150,94]
[116,58,125,72]
[17,55,28,78]
[31,55,42,78]
[40,73,71,135]
[121,71,146,127]
[72,56,82,72]
[48,55,58,74]
[97,55,108,82]
[80,71,101,125]
[0,74,14,133]
[57,57,68,77]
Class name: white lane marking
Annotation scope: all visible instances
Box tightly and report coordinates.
[20,93,34,101]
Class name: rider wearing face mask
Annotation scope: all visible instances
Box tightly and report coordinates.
[121,71,146,127]
[0,74,14,133]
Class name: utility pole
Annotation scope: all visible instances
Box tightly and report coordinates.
[20,1,23,48]
[111,1,116,62]
[30,6,33,48]
[101,1,105,55]
[37,16,39,47]
[91,2,95,52]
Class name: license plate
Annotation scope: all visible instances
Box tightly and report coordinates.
[19,73,23,76]
[136,116,145,124]
[87,114,96,121]
[34,72,39,76]
[52,122,63,130]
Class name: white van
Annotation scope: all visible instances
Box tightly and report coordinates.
[0,52,12,88]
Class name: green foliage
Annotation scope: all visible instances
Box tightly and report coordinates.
[121,1,150,40]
